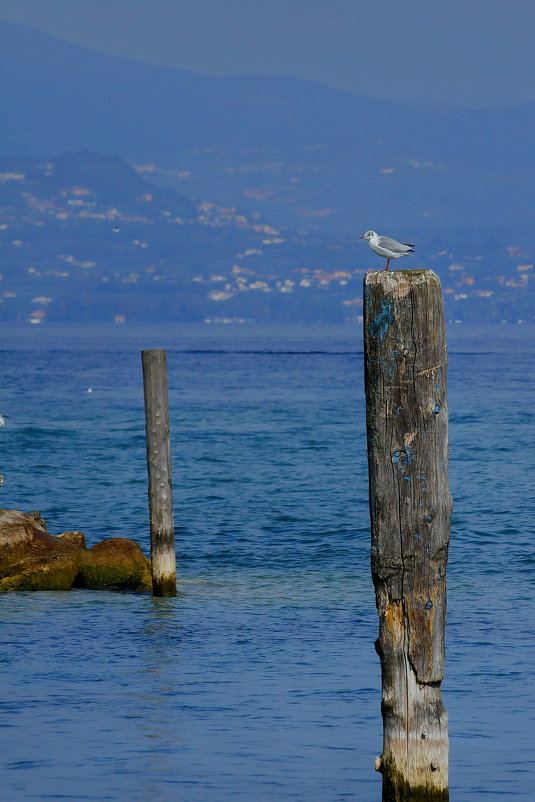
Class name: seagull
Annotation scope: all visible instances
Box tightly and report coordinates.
[360,230,415,271]
[0,413,10,426]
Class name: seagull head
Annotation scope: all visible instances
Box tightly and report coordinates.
[360,230,376,240]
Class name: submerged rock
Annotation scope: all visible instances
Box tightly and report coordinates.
[0,508,152,592]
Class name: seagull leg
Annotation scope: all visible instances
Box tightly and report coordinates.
[382,259,391,271]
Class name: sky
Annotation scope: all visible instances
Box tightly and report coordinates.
[1,0,534,108]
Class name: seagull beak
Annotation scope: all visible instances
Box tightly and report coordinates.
[359,235,365,239]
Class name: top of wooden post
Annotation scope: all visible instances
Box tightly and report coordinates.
[363,269,446,369]
[364,268,441,289]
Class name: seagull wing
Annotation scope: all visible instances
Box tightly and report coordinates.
[377,236,414,253]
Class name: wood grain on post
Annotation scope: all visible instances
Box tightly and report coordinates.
[363,270,451,801]
[141,349,176,597]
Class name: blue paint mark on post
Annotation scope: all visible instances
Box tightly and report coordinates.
[404,446,415,465]
[372,350,400,377]
[370,299,394,341]
[392,447,415,467]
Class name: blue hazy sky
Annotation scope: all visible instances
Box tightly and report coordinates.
[1,0,533,108]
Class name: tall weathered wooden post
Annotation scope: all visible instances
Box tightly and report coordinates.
[363,270,451,801]
[141,349,177,597]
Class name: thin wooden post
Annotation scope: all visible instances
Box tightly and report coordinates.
[363,269,451,801]
[141,349,176,597]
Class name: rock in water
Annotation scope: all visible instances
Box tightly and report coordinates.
[0,508,152,592]
[75,539,152,590]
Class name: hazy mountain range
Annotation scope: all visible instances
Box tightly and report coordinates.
[2,17,535,236]
[0,19,533,324]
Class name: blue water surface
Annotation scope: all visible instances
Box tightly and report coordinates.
[0,323,534,801]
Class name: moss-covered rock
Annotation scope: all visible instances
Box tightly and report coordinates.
[75,539,152,591]
[0,509,75,573]
[0,509,152,592]
[0,554,79,592]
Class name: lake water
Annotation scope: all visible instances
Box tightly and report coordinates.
[1,323,534,801]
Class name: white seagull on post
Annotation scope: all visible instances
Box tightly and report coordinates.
[360,230,414,271]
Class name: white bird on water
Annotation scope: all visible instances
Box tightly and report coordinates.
[360,230,414,271]
[0,413,10,426]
